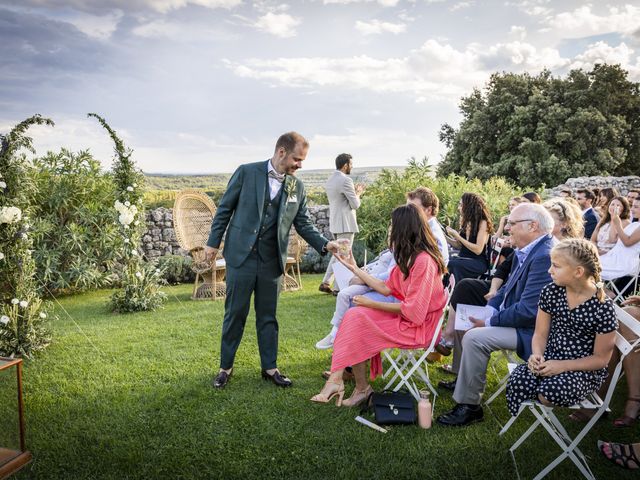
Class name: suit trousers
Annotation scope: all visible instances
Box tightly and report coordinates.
[452,326,518,405]
[219,251,282,370]
[322,232,355,286]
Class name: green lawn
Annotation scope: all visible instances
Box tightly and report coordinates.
[2,274,636,479]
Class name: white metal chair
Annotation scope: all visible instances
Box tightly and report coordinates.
[484,349,522,408]
[381,275,456,410]
[504,305,640,480]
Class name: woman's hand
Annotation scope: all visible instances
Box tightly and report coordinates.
[352,295,374,308]
[333,252,357,272]
[528,354,545,375]
[537,359,566,377]
[445,226,460,240]
[622,295,640,307]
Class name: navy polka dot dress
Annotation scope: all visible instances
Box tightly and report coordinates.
[506,283,618,416]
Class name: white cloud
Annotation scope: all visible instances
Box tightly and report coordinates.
[355,19,406,35]
[509,25,526,40]
[450,1,475,12]
[570,41,640,81]
[143,0,242,13]
[505,0,553,17]
[63,9,123,40]
[132,19,238,41]
[545,5,640,38]
[253,12,301,37]
[323,0,400,6]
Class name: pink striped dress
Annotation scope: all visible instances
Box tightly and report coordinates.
[331,251,446,379]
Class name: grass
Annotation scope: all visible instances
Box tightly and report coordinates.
[1,274,636,479]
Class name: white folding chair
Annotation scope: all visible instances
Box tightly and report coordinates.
[484,349,522,407]
[488,237,504,276]
[381,275,455,412]
[505,305,640,480]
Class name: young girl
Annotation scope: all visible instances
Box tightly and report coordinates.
[506,238,618,416]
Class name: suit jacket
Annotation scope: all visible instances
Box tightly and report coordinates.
[207,160,328,273]
[487,234,553,360]
[583,208,598,239]
[325,170,360,234]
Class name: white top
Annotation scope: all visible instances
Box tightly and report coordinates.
[600,222,640,280]
[428,217,449,265]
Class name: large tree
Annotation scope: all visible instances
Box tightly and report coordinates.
[437,64,640,188]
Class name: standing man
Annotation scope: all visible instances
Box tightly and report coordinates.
[206,132,338,389]
[575,188,599,239]
[319,153,363,294]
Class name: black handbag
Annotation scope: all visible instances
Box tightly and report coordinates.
[365,390,416,425]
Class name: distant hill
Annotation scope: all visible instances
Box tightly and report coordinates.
[145,166,407,190]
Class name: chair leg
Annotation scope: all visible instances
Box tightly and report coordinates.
[192,272,200,299]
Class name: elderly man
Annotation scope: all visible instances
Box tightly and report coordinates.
[437,203,554,426]
[206,132,338,389]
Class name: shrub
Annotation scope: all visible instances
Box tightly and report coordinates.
[0,115,53,357]
[155,255,194,284]
[30,149,119,294]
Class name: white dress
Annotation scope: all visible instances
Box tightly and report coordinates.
[600,222,640,280]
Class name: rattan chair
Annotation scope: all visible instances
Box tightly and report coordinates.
[282,232,306,292]
[173,189,226,300]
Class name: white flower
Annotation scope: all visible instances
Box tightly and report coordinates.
[127,186,134,192]
[39,312,47,319]
[134,221,140,226]
[135,271,142,278]
[114,200,124,212]
[124,225,130,229]
[0,181,6,189]
[19,300,28,308]
[119,213,134,226]
[155,269,161,273]
[133,183,138,187]
[21,233,28,240]
[124,201,131,207]
[0,206,22,224]
[0,252,4,260]
[0,315,9,325]
[131,250,138,256]
[11,298,19,305]
[124,238,130,244]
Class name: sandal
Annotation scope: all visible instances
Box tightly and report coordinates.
[613,398,640,428]
[598,440,640,470]
[310,380,345,406]
[342,385,373,407]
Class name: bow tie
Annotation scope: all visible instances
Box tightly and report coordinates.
[268,170,285,183]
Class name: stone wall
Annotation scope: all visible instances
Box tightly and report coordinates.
[548,176,640,197]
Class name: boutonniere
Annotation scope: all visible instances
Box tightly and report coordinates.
[284,177,296,198]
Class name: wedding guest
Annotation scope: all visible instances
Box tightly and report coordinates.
[627,189,640,222]
[598,441,640,470]
[575,188,599,239]
[445,193,493,282]
[544,198,585,240]
[600,197,640,282]
[590,196,630,255]
[558,187,573,198]
[311,204,447,407]
[505,239,617,417]
[596,187,619,218]
[523,192,541,204]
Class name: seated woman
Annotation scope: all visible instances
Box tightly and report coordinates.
[600,197,640,281]
[311,203,447,407]
[596,187,619,218]
[506,238,617,417]
[445,192,493,282]
[591,196,630,256]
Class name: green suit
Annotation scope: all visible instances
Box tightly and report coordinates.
[207,160,328,370]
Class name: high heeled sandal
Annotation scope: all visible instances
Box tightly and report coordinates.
[310,380,345,406]
[342,385,373,407]
[598,441,640,470]
[613,398,640,428]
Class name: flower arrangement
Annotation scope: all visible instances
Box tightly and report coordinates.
[88,113,166,313]
[0,115,53,357]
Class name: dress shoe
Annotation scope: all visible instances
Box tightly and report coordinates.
[212,370,231,389]
[437,403,484,427]
[435,338,453,356]
[319,283,333,294]
[322,369,355,382]
[438,378,457,391]
[315,334,334,350]
[261,369,293,387]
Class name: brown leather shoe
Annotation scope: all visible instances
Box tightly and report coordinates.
[319,283,333,294]
[322,369,355,382]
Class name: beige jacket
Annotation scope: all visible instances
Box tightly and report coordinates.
[325,170,360,234]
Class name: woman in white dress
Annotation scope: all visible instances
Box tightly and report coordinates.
[600,197,640,281]
[591,196,630,256]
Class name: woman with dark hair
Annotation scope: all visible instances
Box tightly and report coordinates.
[596,187,620,218]
[522,191,542,204]
[311,203,447,407]
[445,192,493,281]
[591,196,630,255]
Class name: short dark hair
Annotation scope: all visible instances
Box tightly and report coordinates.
[576,188,595,201]
[522,191,542,204]
[274,132,308,153]
[335,153,352,170]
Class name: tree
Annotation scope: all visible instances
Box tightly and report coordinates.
[437,64,640,188]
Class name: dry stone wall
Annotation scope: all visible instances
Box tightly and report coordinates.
[547,176,640,197]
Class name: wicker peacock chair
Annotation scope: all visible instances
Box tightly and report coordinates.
[282,232,306,292]
[173,189,226,300]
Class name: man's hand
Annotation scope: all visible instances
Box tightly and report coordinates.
[468,316,486,328]
[204,246,219,263]
[484,289,498,301]
[355,183,366,196]
[325,241,339,254]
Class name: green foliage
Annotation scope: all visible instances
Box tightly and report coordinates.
[438,64,640,188]
[89,113,166,313]
[155,254,194,284]
[30,149,119,294]
[358,158,521,253]
[0,115,53,357]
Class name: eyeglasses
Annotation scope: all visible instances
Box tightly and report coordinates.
[506,219,533,227]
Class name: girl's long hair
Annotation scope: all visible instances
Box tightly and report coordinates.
[390,204,447,279]
[459,192,494,240]
[599,195,630,225]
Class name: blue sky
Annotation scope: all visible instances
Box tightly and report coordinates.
[1,1,639,173]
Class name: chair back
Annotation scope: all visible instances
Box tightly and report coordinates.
[613,305,640,356]
[287,232,306,260]
[173,189,216,251]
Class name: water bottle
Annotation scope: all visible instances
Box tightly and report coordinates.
[418,390,432,429]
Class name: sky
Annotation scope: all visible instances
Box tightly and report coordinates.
[1,1,639,174]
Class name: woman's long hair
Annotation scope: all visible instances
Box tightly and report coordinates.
[459,192,494,241]
[389,204,447,278]
[599,195,630,225]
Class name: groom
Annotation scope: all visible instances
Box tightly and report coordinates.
[205,132,338,389]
